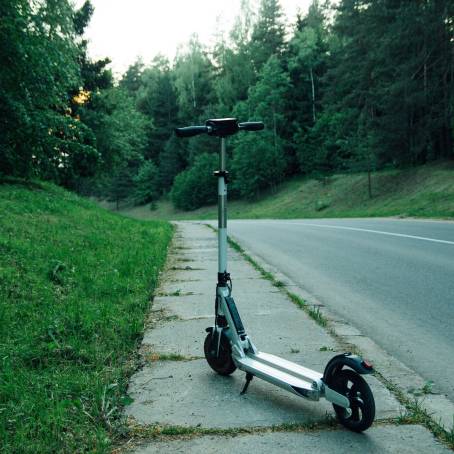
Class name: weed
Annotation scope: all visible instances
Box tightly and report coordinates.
[284,291,328,327]
[170,266,203,271]
[307,306,328,327]
[287,292,306,308]
[158,290,194,297]
[143,353,198,362]
[421,381,435,395]
[319,346,335,352]
[408,380,435,397]
[162,315,180,322]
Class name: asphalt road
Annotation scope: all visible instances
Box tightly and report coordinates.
[226,219,454,401]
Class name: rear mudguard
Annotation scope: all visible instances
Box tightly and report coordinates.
[323,353,374,385]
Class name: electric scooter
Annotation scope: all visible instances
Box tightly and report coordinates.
[175,118,376,432]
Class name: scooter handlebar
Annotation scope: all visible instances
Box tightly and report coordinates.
[175,119,265,138]
[175,125,208,138]
[238,121,264,131]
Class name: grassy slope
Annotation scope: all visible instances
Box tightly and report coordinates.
[0,181,173,453]
[121,161,454,221]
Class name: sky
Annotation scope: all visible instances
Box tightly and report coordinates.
[74,0,313,76]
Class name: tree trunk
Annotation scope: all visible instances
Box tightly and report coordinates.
[310,66,316,124]
[191,73,196,109]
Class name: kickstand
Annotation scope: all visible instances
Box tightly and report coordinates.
[240,372,254,395]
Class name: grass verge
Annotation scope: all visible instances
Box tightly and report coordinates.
[117,161,454,221]
[0,180,173,453]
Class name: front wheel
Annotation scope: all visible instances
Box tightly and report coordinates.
[204,331,237,376]
[331,369,375,432]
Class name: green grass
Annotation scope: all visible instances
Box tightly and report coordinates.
[0,180,173,453]
[119,161,454,220]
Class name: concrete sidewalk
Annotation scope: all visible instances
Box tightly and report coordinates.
[123,222,451,453]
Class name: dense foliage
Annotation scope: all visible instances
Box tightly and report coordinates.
[170,153,218,210]
[1,0,453,208]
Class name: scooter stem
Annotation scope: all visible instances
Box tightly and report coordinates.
[218,137,228,276]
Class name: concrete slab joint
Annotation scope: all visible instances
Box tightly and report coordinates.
[123,222,453,453]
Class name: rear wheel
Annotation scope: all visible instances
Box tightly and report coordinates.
[204,331,237,376]
[331,369,375,432]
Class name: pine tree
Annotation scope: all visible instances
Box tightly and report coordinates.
[174,35,215,122]
[213,0,257,113]
[158,136,186,192]
[231,55,290,196]
[136,56,178,161]
[133,160,160,205]
[120,59,144,95]
[250,0,286,73]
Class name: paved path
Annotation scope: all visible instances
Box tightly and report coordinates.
[225,218,454,402]
[123,222,450,453]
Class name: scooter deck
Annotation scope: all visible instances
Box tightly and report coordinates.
[253,351,323,382]
[235,351,322,400]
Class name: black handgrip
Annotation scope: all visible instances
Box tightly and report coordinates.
[175,125,208,138]
[238,121,264,131]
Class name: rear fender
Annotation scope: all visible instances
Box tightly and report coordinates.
[323,353,374,385]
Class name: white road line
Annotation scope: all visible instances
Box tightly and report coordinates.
[247,221,454,246]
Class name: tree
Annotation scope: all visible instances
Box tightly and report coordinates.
[0,0,94,180]
[230,55,289,197]
[136,55,178,161]
[174,36,215,122]
[72,1,112,93]
[369,0,454,163]
[170,153,218,210]
[231,131,286,198]
[213,0,256,113]
[158,136,186,192]
[313,0,454,176]
[120,59,144,95]
[133,160,160,205]
[288,1,329,127]
[250,0,286,73]
[247,55,291,148]
[81,88,148,171]
[109,164,136,210]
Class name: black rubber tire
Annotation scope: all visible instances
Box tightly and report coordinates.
[331,369,375,432]
[204,331,237,376]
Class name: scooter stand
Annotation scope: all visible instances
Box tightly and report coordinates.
[240,372,254,395]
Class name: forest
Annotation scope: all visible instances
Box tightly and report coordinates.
[1,0,453,210]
